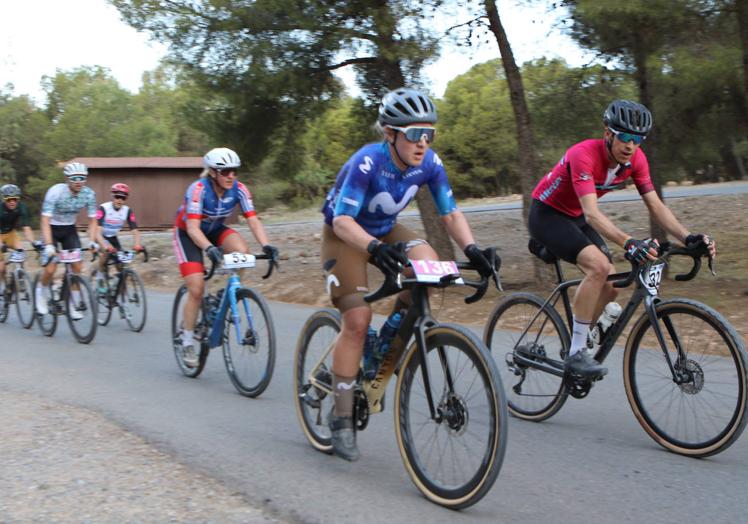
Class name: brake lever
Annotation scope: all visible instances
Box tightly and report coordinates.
[708,255,717,277]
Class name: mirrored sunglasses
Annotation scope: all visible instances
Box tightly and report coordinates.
[610,128,646,145]
[67,175,87,182]
[112,193,128,200]
[390,126,436,144]
[216,169,237,178]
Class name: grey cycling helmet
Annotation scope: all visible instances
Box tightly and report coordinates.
[1,184,21,198]
[203,147,241,170]
[603,100,653,135]
[378,88,437,126]
[63,162,88,178]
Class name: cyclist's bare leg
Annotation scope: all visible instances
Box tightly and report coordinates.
[573,245,614,322]
[217,232,248,254]
[591,266,619,324]
[41,261,57,286]
[182,272,205,332]
[332,303,371,418]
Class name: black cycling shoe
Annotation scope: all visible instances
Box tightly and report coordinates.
[329,413,360,462]
[564,351,608,378]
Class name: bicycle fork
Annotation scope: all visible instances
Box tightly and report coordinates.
[642,295,690,384]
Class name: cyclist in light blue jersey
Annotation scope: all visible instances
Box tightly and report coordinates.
[36,162,99,316]
[319,87,498,461]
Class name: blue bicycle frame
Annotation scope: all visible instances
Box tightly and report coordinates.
[206,271,255,349]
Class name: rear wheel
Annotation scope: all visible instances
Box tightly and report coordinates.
[483,293,569,421]
[94,271,113,326]
[33,272,57,337]
[65,274,97,344]
[624,298,748,457]
[121,269,147,332]
[14,270,35,329]
[171,285,208,378]
[222,287,276,397]
[293,308,340,454]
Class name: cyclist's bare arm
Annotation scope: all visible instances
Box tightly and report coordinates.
[579,193,632,248]
[245,215,269,248]
[186,218,213,251]
[641,191,690,242]
[440,210,476,251]
[40,215,53,245]
[332,215,377,254]
[22,226,35,245]
[86,217,98,247]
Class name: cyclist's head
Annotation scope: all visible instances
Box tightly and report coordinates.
[2,183,21,200]
[603,100,652,136]
[111,183,129,206]
[378,88,437,169]
[63,162,88,192]
[202,147,240,188]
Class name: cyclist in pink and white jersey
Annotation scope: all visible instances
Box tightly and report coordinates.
[529,100,716,378]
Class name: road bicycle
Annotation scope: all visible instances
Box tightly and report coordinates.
[32,248,98,344]
[92,248,148,332]
[0,246,36,328]
[483,240,747,457]
[171,252,277,398]
[294,257,508,509]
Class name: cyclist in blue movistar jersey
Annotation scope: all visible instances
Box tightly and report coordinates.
[320,87,497,461]
[36,162,99,317]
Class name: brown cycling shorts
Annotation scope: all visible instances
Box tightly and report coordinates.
[320,223,427,312]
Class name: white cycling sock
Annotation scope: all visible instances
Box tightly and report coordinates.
[71,289,81,305]
[570,318,591,356]
[182,329,194,347]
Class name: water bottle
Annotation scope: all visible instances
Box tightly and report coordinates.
[588,302,622,348]
[362,327,379,380]
[376,311,402,357]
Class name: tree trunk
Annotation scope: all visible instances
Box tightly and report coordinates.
[737,0,748,105]
[484,0,547,281]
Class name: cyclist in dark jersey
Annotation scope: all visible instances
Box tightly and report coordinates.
[528,100,716,378]
[173,147,279,368]
[1,184,41,294]
[320,88,497,461]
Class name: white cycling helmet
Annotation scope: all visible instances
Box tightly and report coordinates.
[203,147,241,170]
[63,162,88,178]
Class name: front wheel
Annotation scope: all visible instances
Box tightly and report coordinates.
[624,298,748,457]
[65,274,97,344]
[171,285,208,378]
[395,324,507,509]
[483,293,570,421]
[0,276,9,323]
[94,271,113,327]
[32,272,57,337]
[121,269,147,332]
[222,287,276,397]
[293,309,340,454]
[14,270,35,329]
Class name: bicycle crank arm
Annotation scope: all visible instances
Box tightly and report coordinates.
[512,351,565,378]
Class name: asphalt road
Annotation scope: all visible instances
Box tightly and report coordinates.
[1,290,747,523]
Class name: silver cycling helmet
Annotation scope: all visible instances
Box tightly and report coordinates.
[1,184,21,198]
[603,99,653,135]
[203,147,241,170]
[377,88,437,126]
[63,162,89,178]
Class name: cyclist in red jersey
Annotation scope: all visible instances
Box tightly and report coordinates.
[528,100,716,377]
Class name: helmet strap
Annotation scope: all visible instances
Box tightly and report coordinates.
[389,132,413,170]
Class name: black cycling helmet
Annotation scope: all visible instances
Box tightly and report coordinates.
[1,184,21,198]
[603,100,653,135]
[377,88,437,126]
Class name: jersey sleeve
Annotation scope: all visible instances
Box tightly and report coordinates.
[426,152,458,216]
[17,203,30,229]
[96,205,106,226]
[86,189,97,218]
[236,182,257,218]
[185,181,205,220]
[568,146,598,199]
[332,153,374,219]
[41,186,56,217]
[630,150,655,195]
[127,207,138,229]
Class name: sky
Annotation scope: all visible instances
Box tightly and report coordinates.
[0,0,590,104]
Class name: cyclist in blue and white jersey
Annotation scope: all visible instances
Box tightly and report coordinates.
[36,162,99,316]
[319,87,497,461]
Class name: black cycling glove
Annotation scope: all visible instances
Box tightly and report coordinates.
[624,238,657,264]
[464,244,499,278]
[204,245,224,265]
[367,240,408,277]
[685,233,712,249]
[262,244,279,262]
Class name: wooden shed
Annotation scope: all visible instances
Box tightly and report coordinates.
[66,157,204,229]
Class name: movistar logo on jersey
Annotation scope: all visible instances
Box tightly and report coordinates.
[403,169,423,179]
[358,155,374,174]
[368,185,419,215]
[380,170,396,179]
[433,153,443,166]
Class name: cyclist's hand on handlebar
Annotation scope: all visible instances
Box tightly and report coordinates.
[134,244,144,253]
[685,233,716,258]
[367,240,407,277]
[464,244,499,279]
[32,240,44,252]
[105,244,117,254]
[204,245,223,265]
[43,244,56,257]
[89,242,100,252]
[624,238,659,264]
[262,244,279,263]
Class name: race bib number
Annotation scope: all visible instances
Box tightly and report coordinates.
[59,249,82,263]
[117,251,135,264]
[223,252,256,269]
[410,259,463,284]
[641,262,665,296]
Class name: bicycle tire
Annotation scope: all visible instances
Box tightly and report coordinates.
[624,298,748,457]
[65,274,97,344]
[32,272,57,337]
[293,308,340,454]
[395,324,508,509]
[95,279,113,327]
[0,277,9,323]
[122,269,147,332]
[14,270,35,329]
[222,287,276,397]
[171,285,208,378]
[483,292,570,421]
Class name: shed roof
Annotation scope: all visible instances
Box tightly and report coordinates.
[66,157,203,169]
